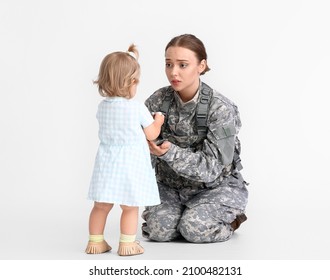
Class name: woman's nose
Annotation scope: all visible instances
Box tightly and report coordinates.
[170,65,178,76]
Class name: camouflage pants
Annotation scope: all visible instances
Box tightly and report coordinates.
[141,180,246,243]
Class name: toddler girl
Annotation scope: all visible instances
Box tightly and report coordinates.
[85,44,164,256]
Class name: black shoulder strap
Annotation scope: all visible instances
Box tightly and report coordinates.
[159,87,174,136]
[159,87,174,135]
[196,83,213,137]
[159,87,173,117]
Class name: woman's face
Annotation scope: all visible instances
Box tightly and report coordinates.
[165,46,205,100]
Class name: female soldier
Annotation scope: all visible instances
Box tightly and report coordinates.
[142,34,248,243]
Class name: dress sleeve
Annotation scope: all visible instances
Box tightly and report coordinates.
[139,102,154,128]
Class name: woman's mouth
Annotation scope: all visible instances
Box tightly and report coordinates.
[171,80,180,87]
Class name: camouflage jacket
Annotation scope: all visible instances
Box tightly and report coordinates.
[145,81,243,190]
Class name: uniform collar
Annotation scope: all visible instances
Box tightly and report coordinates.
[174,81,201,106]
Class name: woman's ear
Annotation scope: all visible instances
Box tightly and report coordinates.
[199,59,207,74]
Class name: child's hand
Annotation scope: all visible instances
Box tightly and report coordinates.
[153,112,165,125]
[144,112,165,141]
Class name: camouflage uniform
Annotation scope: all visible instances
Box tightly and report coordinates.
[142,82,248,243]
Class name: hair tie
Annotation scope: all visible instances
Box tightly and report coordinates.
[126,51,137,60]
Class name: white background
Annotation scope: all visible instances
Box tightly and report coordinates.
[1,0,330,263]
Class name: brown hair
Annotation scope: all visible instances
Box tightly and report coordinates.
[165,34,210,75]
[94,44,140,98]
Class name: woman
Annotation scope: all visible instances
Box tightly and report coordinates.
[142,34,248,243]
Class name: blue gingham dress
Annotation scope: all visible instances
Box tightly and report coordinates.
[87,97,161,206]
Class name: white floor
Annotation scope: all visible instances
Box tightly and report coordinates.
[1,186,330,261]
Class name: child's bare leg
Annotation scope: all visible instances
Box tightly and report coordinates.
[118,205,144,256]
[120,205,139,234]
[89,202,113,234]
[85,202,113,254]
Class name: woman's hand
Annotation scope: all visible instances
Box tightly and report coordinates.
[148,140,171,156]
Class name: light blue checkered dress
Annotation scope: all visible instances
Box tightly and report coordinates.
[87,97,161,206]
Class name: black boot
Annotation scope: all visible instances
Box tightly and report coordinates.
[230,213,247,231]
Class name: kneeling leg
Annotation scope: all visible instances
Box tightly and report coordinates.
[142,203,183,241]
[178,204,242,243]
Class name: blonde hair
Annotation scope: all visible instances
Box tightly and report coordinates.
[94,44,140,98]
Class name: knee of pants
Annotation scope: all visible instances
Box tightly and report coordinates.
[178,207,232,243]
[142,204,182,242]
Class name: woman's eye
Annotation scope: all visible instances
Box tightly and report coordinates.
[180,63,188,68]
[165,63,172,68]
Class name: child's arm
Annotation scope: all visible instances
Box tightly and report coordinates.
[143,112,165,141]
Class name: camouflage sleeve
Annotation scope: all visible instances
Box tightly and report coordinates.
[159,99,237,183]
[144,90,165,112]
